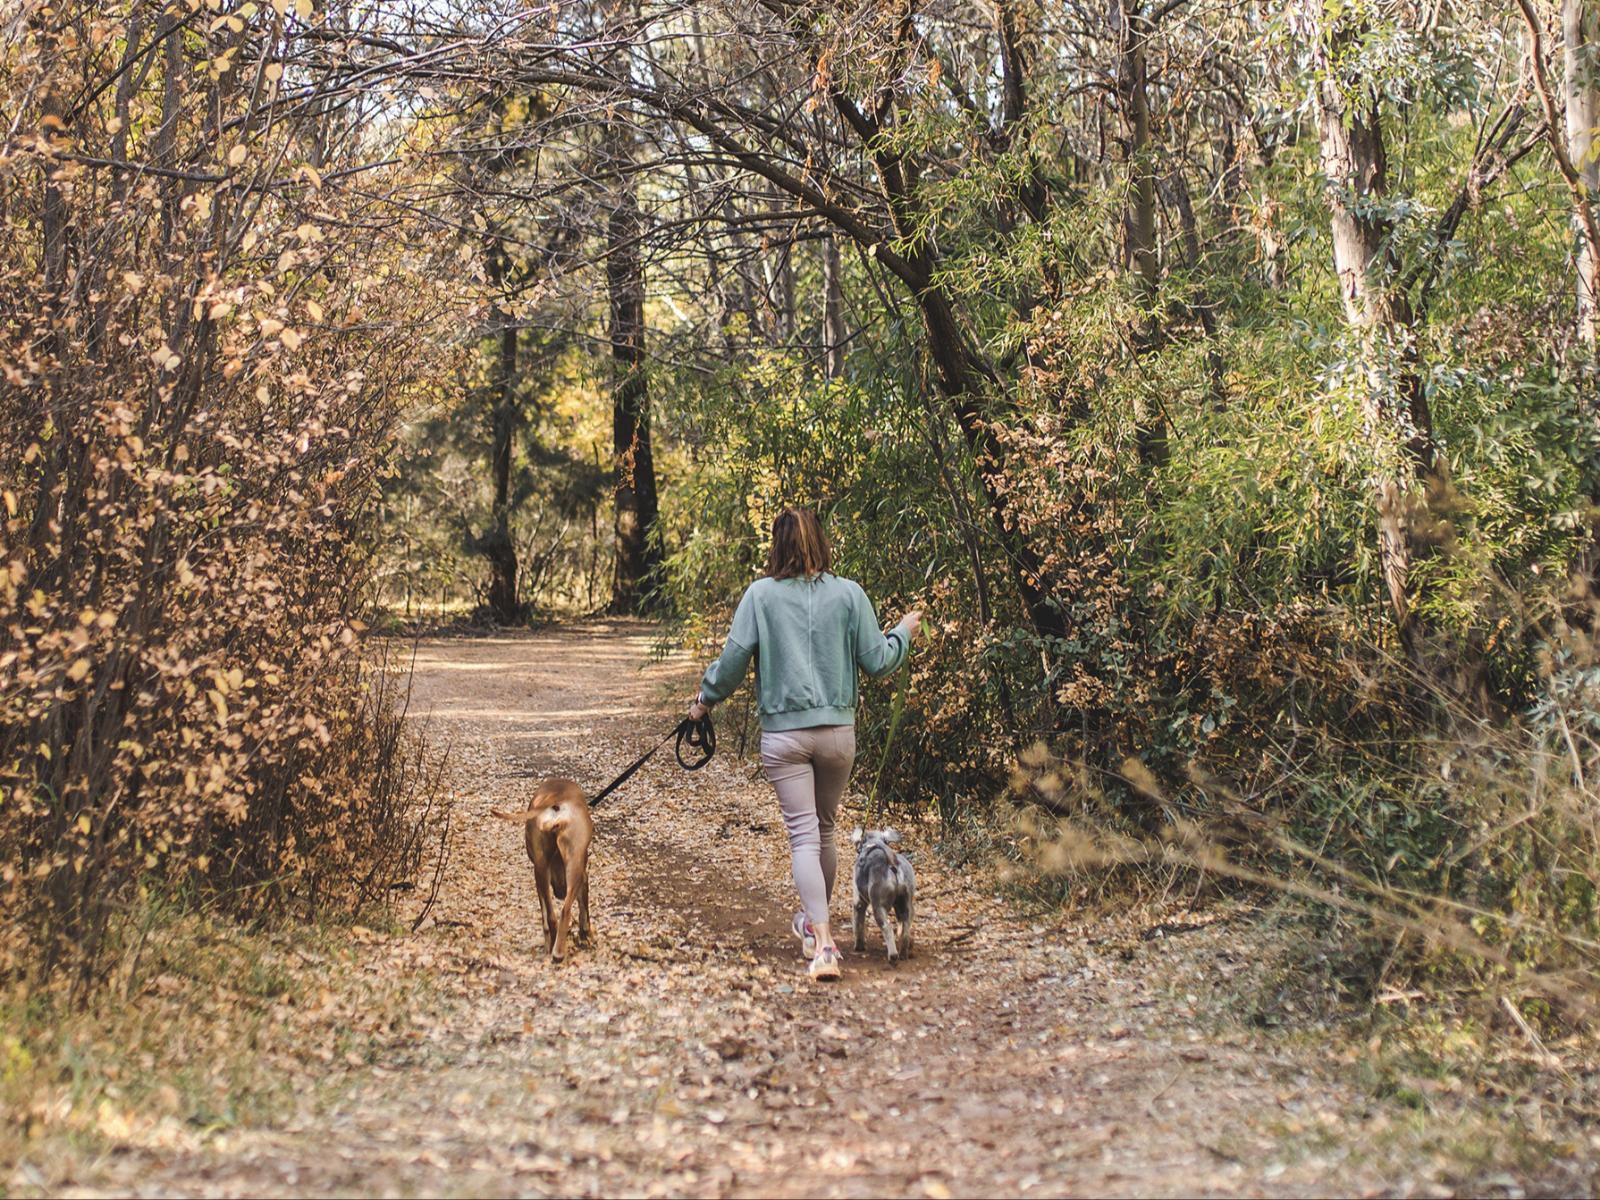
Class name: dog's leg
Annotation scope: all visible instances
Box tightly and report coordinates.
[552,880,574,961]
[552,824,590,962]
[554,858,585,961]
[577,873,592,946]
[852,889,867,953]
[873,896,898,963]
[532,857,558,954]
[527,825,556,953]
[897,893,913,959]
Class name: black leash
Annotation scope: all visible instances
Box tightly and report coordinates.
[589,713,715,808]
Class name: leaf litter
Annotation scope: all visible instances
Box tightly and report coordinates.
[27,623,1593,1199]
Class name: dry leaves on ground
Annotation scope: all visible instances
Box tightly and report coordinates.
[11,625,1593,1199]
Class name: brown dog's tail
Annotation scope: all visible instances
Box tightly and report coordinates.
[489,807,541,823]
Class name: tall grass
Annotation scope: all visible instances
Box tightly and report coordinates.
[1010,611,1600,1026]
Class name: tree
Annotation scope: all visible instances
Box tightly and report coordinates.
[1566,0,1600,347]
[821,234,848,379]
[606,158,664,613]
[1519,0,1600,350]
[497,1,1072,638]
[1115,0,1170,465]
[482,244,525,624]
[1301,2,1537,669]
[1301,1,1437,658]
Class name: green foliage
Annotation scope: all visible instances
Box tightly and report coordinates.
[382,338,613,618]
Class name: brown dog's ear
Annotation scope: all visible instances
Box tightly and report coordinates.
[851,826,864,847]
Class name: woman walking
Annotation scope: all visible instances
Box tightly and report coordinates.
[689,507,920,981]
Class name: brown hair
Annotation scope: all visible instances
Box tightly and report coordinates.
[765,507,832,580]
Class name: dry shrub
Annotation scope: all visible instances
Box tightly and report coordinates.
[0,3,461,986]
[1008,614,1600,1024]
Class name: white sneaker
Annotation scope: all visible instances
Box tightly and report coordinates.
[808,944,842,982]
[792,912,817,958]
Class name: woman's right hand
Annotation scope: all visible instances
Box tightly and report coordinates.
[899,609,923,640]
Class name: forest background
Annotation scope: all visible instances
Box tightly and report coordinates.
[5,0,1600,1108]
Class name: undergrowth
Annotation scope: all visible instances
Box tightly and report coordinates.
[0,891,436,1189]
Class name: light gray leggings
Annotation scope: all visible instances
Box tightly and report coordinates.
[760,724,856,931]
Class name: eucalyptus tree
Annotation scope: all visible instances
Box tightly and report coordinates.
[1563,0,1600,349]
[1518,0,1600,351]
[1296,1,1539,672]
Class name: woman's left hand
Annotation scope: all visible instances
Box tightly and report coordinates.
[687,695,709,720]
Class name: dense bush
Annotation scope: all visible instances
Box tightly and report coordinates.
[0,3,455,987]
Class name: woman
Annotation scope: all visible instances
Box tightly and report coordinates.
[689,507,921,981]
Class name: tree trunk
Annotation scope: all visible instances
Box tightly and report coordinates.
[485,312,521,624]
[1117,0,1169,466]
[607,174,662,614]
[601,0,661,616]
[1304,0,1437,663]
[763,235,795,345]
[917,287,1066,641]
[1566,0,1600,346]
[1119,2,1160,308]
[1516,0,1600,351]
[822,233,847,378]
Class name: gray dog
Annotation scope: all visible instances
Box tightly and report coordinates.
[851,827,915,963]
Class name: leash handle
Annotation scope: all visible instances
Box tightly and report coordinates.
[589,713,715,808]
[675,712,716,771]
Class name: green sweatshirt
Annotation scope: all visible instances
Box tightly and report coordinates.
[698,574,911,731]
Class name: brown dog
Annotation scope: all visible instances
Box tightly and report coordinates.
[490,778,593,961]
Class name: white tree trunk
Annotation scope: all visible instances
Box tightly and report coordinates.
[1565,0,1600,344]
[1302,0,1434,654]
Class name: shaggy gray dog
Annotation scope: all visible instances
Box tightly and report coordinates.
[851,827,915,963]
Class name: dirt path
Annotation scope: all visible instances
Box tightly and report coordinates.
[47,625,1559,1198]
